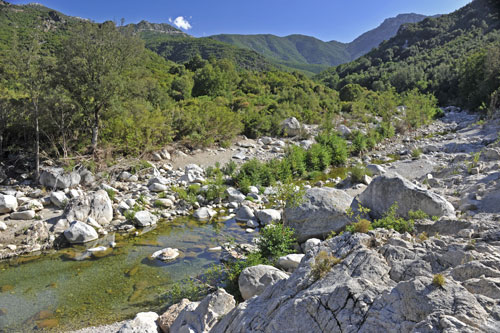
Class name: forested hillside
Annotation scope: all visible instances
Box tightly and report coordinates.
[316,0,500,111]
[209,13,428,73]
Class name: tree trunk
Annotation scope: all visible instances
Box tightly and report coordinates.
[34,101,40,182]
[91,108,99,155]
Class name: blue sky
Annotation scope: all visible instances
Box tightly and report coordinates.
[10,0,471,42]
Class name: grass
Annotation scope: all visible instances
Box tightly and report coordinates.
[345,219,372,233]
[411,148,422,159]
[432,273,445,287]
[310,250,341,280]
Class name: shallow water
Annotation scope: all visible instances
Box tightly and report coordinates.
[0,217,253,332]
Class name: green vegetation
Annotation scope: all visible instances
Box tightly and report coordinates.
[345,219,372,233]
[310,250,342,280]
[432,273,446,287]
[257,224,296,261]
[316,0,500,112]
[371,202,414,233]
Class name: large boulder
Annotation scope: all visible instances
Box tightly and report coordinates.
[39,168,80,190]
[133,211,158,227]
[63,221,98,244]
[64,190,113,225]
[10,210,36,220]
[193,207,216,220]
[213,229,494,333]
[280,117,301,137]
[238,264,289,300]
[255,209,281,225]
[358,172,455,219]
[170,289,235,333]
[0,194,18,214]
[158,299,191,333]
[226,187,246,203]
[119,312,159,333]
[284,187,353,242]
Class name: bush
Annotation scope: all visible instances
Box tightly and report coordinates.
[257,224,296,262]
[305,143,331,172]
[222,160,237,176]
[411,148,422,159]
[105,188,116,201]
[345,219,372,233]
[310,250,341,280]
[350,164,370,183]
[316,131,348,166]
[408,209,429,220]
[432,273,446,287]
[350,130,367,156]
[371,202,415,233]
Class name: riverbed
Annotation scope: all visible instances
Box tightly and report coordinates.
[0,217,253,332]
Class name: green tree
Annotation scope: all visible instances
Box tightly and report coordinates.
[58,21,144,155]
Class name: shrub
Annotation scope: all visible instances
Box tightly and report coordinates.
[411,148,422,159]
[432,273,446,287]
[350,130,367,156]
[408,209,429,220]
[222,160,237,176]
[257,224,296,262]
[271,179,306,209]
[315,131,348,166]
[310,250,341,280]
[305,143,331,172]
[130,160,152,174]
[345,219,372,233]
[105,188,116,201]
[417,232,428,242]
[350,164,370,183]
[371,202,414,233]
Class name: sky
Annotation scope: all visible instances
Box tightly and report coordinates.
[9,0,472,42]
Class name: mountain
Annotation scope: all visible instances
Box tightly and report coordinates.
[346,13,429,59]
[208,13,429,73]
[315,0,500,105]
[123,21,275,72]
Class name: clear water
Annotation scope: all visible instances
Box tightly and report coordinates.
[0,217,253,332]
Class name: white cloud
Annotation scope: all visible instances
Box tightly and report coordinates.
[172,16,192,30]
[168,17,172,23]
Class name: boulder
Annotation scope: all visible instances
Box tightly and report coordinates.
[366,164,386,176]
[170,289,235,333]
[235,205,255,222]
[79,169,95,186]
[284,187,353,242]
[119,312,159,333]
[152,248,180,261]
[155,199,174,208]
[133,211,158,227]
[50,191,68,208]
[337,124,352,137]
[193,207,216,220]
[280,117,301,137]
[39,168,80,189]
[255,209,281,225]
[277,254,305,272]
[63,221,98,244]
[64,190,113,225]
[0,194,18,213]
[358,172,455,219]
[0,221,6,231]
[302,238,321,253]
[10,210,36,220]
[226,187,246,203]
[158,299,191,333]
[149,183,168,192]
[238,264,289,300]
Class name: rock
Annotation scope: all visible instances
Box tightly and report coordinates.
[193,207,216,220]
[238,265,289,300]
[246,219,259,228]
[170,289,235,333]
[212,230,493,333]
[160,149,171,160]
[158,299,191,333]
[358,172,456,219]
[133,211,158,227]
[303,238,321,253]
[152,248,180,261]
[226,187,246,203]
[39,168,80,189]
[155,199,173,208]
[0,194,18,213]
[63,221,98,244]
[149,183,168,192]
[277,254,305,272]
[10,210,36,220]
[284,187,353,242]
[232,152,247,160]
[280,117,301,137]
[50,191,68,208]
[119,171,133,181]
[0,221,7,231]
[361,174,372,185]
[248,186,259,194]
[86,217,102,230]
[235,205,255,222]
[79,169,95,186]
[119,312,159,333]
[366,164,386,176]
[64,190,113,225]
[255,209,281,225]
[337,124,352,137]
[20,199,43,212]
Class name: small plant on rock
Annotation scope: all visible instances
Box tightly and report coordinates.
[350,164,370,183]
[311,250,341,280]
[432,273,446,287]
[345,219,372,233]
[105,188,116,201]
[257,224,296,262]
[411,148,422,159]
